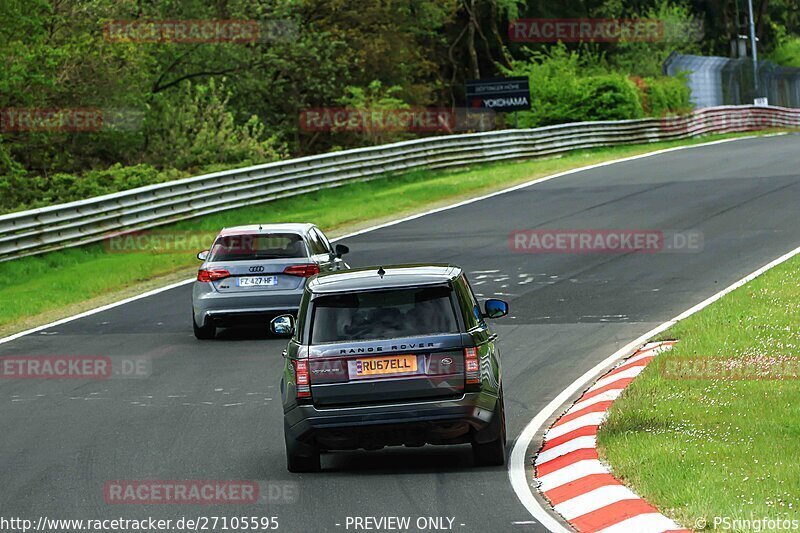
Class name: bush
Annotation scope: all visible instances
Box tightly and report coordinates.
[0,157,296,214]
[640,75,692,116]
[335,80,414,146]
[504,46,598,127]
[771,37,800,68]
[505,48,645,127]
[145,79,286,171]
[603,0,704,77]
[575,74,645,121]
[0,164,166,213]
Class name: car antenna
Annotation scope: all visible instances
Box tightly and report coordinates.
[258,224,263,231]
[377,266,385,278]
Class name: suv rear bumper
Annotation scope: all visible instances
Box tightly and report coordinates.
[284,392,498,450]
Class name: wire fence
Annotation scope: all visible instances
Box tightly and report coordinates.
[665,53,800,108]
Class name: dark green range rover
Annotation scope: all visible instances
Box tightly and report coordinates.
[270,264,508,472]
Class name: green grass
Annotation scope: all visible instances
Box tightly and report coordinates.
[0,131,786,335]
[598,253,800,530]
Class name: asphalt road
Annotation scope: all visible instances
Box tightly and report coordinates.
[1,135,799,533]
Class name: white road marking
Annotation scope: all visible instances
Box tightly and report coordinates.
[0,278,194,346]
[0,134,790,531]
[568,389,624,413]
[510,240,800,531]
[555,485,640,520]
[0,134,781,348]
[535,436,597,465]
[589,366,646,391]
[545,412,606,440]
[595,513,681,533]
[537,460,609,492]
[621,351,658,366]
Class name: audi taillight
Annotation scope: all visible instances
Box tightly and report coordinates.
[283,264,320,277]
[197,269,231,282]
[293,359,311,398]
[465,346,481,388]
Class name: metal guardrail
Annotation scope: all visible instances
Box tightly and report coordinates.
[1,105,797,262]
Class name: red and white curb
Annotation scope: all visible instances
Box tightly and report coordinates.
[533,341,690,533]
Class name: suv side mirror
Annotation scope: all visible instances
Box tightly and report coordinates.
[270,314,295,336]
[197,250,209,261]
[483,299,508,319]
[334,244,349,258]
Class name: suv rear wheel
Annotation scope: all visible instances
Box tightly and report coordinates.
[285,421,321,473]
[472,389,507,466]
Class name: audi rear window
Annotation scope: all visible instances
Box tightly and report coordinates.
[208,233,306,261]
[310,285,459,343]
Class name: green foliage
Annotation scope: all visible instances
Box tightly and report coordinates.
[0,0,791,214]
[338,81,410,111]
[770,37,800,67]
[0,164,168,213]
[503,45,589,127]
[600,254,800,527]
[639,75,692,116]
[504,45,646,127]
[0,133,764,330]
[577,74,644,120]
[601,0,704,77]
[146,79,285,171]
[335,81,413,146]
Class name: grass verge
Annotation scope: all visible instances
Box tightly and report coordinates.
[0,131,787,337]
[598,252,800,530]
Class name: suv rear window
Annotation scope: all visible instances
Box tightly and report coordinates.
[208,233,306,261]
[310,285,459,343]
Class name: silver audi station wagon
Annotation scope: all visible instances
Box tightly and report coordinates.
[192,223,349,339]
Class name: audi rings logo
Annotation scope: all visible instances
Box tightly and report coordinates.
[248,265,265,273]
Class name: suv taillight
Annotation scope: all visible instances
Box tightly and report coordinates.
[197,269,231,282]
[293,359,311,398]
[283,264,320,277]
[465,347,481,388]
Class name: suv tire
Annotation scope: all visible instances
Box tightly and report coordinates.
[285,421,321,473]
[472,389,507,466]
